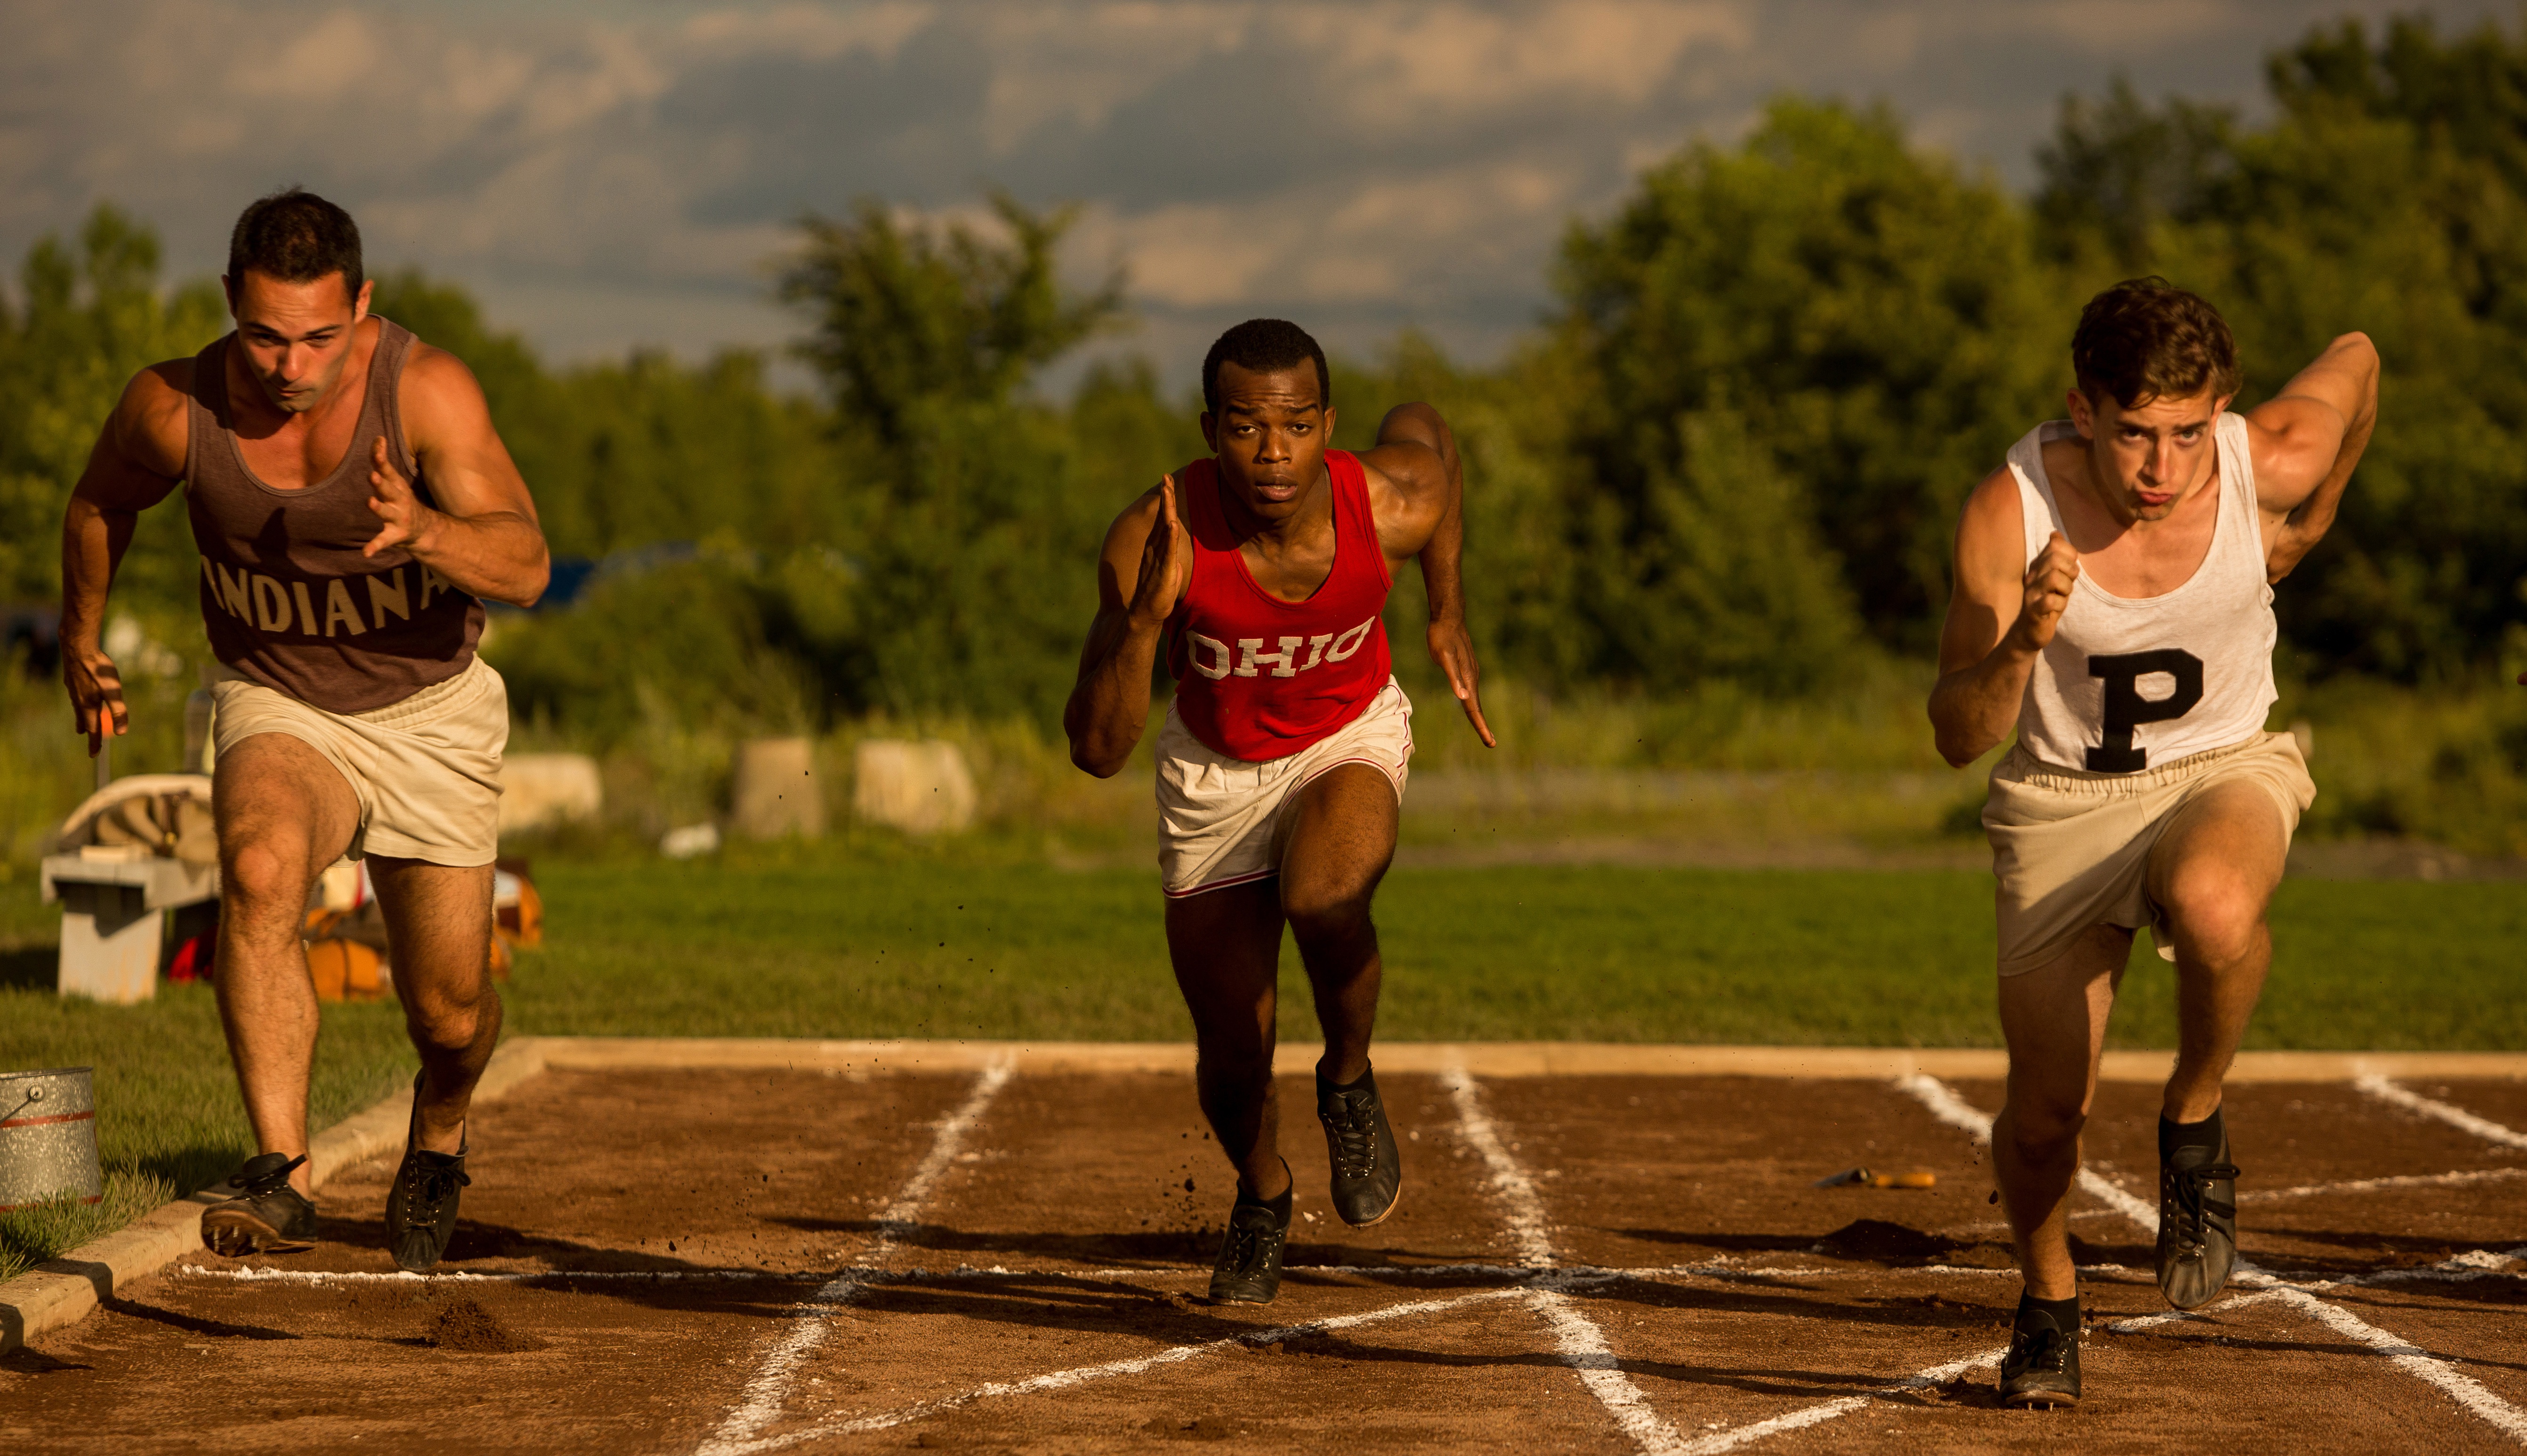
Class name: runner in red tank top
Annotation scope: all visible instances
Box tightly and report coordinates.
[1065,319,1493,1304]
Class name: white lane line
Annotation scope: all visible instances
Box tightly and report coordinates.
[2107,1287,2286,1335]
[1671,1343,2010,1456]
[1441,1067,1557,1267]
[2248,1166,2527,1203]
[1913,1074,2527,1446]
[1892,1073,2157,1232]
[2357,1075,2527,1152]
[703,1287,1527,1456]
[1445,1066,1687,1455]
[2265,1286,2527,1443]
[696,1060,1012,1456]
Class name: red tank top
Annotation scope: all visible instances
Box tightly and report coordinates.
[1165,450,1393,761]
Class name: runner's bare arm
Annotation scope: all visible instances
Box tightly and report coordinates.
[1928,467,2077,768]
[59,361,191,753]
[372,345,549,607]
[1362,403,1494,746]
[1064,478,1191,777]
[2244,331,2379,584]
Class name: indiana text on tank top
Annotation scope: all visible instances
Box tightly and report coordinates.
[1165,450,1395,761]
[2006,413,2277,772]
[183,318,485,715]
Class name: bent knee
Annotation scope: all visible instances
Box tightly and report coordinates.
[221,841,312,911]
[2002,1095,2089,1156]
[2160,870,2268,960]
[1282,883,1376,942]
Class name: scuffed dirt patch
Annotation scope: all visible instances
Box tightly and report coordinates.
[427,1298,546,1353]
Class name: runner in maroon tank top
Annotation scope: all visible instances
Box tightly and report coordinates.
[60,189,548,1274]
[1065,319,1493,1303]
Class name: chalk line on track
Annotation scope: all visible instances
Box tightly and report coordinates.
[701,1287,1531,1456]
[2356,1074,2527,1152]
[695,1059,1013,1456]
[1668,1340,2012,1456]
[1444,1065,1691,1455]
[1901,1072,2527,1447]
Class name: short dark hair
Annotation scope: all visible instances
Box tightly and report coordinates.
[227,188,363,299]
[1202,318,1329,415]
[2071,277,2238,409]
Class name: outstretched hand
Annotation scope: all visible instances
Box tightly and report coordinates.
[363,436,438,558]
[1126,474,1191,628]
[1427,619,1495,747]
[66,648,127,757]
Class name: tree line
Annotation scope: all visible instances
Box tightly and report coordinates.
[3,13,2520,741]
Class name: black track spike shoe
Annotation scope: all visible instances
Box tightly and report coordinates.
[383,1073,472,1273]
[1998,1309,2082,1408]
[2158,1130,2242,1310]
[1317,1064,1402,1228]
[1207,1171,1292,1305]
[201,1152,318,1256]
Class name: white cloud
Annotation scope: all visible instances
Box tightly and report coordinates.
[2,0,2513,370]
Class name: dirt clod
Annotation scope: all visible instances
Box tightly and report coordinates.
[1813,1219,1960,1265]
[1139,1416,1238,1440]
[426,1299,545,1353]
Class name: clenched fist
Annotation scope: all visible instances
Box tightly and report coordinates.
[2010,531,2080,652]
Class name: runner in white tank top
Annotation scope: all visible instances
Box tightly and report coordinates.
[1927,281,2379,1408]
[2005,411,2276,772]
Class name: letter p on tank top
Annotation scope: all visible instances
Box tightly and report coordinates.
[1164,450,1395,762]
[183,318,485,715]
[2007,414,2277,772]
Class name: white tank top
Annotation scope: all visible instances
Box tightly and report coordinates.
[2009,413,2277,772]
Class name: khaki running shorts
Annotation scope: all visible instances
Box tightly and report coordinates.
[210,656,508,867]
[1156,677,1414,898]
[1984,729,2314,975]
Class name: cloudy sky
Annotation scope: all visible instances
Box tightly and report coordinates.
[4,0,2513,387]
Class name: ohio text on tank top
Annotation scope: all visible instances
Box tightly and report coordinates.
[1164,450,1394,762]
[183,318,484,715]
[2008,413,2276,772]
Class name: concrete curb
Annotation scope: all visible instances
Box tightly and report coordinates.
[0,1037,549,1356]
[519,1036,2527,1084]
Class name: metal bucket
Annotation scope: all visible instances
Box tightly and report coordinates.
[0,1067,104,1211]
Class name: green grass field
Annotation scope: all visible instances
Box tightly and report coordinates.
[5,850,2522,1280]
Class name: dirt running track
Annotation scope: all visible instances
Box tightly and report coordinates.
[3,1058,2523,1454]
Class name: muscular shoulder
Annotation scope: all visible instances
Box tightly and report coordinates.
[1954,465,2027,584]
[395,342,498,448]
[2239,398,2342,513]
[113,358,196,479]
[1356,441,1445,555]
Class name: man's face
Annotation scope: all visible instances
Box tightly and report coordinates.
[224,270,371,414]
[1201,361,1334,524]
[2067,385,2231,523]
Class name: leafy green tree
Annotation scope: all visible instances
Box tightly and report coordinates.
[780,193,1123,447]
[0,207,225,622]
[2034,78,2236,270]
[2040,14,2527,681]
[1552,98,2057,672]
[772,193,1134,720]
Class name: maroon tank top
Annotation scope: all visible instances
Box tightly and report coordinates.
[1164,450,1394,761]
[183,318,484,714]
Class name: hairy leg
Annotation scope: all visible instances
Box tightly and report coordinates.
[368,858,501,1155]
[1994,924,2131,1301]
[1165,880,1291,1199]
[2147,783,2290,1123]
[1279,765,1399,1085]
[211,733,361,1198]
